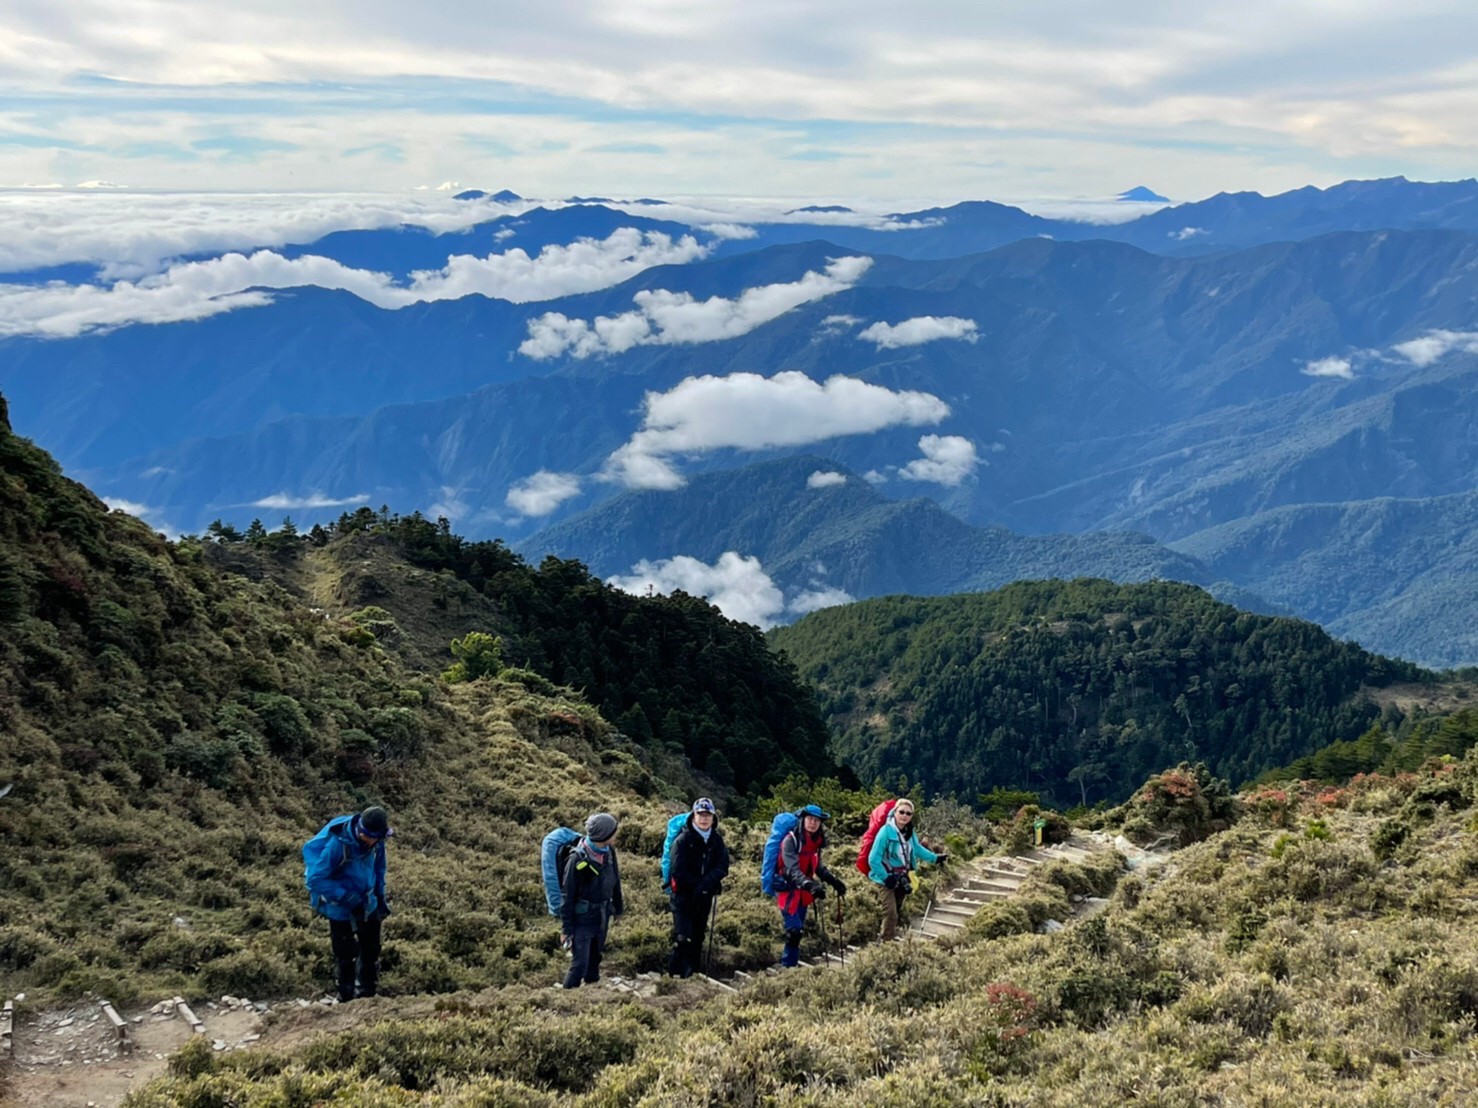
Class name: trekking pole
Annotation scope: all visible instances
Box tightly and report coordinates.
[705,895,719,977]
[815,901,828,966]
[834,894,845,968]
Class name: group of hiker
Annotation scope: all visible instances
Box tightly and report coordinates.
[301,794,945,997]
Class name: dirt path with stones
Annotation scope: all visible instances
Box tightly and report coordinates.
[3,996,269,1108]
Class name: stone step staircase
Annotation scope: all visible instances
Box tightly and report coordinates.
[909,836,1106,940]
[599,837,1111,999]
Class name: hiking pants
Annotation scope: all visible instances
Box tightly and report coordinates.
[564,912,609,988]
[877,883,908,941]
[668,891,714,977]
[780,904,808,967]
[329,915,382,1000]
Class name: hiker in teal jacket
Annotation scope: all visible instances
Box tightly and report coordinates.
[302,805,393,1001]
[867,800,946,940]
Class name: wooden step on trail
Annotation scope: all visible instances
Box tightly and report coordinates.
[101,999,132,1053]
[2,999,13,1061]
[174,997,205,1035]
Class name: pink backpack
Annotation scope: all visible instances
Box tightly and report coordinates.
[855,799,899,874]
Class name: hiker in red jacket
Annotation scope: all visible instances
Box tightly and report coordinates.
[775,804,847,967]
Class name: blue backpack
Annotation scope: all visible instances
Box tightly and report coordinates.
[659,812,690,888]
[541,827,582,916]
[760,811,800,896]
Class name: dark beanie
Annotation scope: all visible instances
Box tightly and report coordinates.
[360,806,391,837]
[585,812,618,842]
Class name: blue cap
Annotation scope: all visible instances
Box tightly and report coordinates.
[692,797,717,814]
[800,804,831,820]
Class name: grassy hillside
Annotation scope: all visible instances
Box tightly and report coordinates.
[0,395,827,1010]
[768,578,1424,806]
[125,751,1478,1105]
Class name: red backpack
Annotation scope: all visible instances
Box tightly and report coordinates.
[855,799,899,874]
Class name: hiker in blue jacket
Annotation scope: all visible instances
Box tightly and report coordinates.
[666,797,730,978]
[560,812,625,989]
[867,799,946,940]
[302,805,393,1002]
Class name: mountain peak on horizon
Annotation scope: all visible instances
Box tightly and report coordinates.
[452,188,523,202]
[1117,186,1170,202]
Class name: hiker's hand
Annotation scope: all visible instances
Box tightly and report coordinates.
[934,852,950,864]
[883,873,902,890]
[826,875,847,897]
[811,883,827,901]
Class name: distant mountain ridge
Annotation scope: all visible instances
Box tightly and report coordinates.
[7,178,1478,665]
[515,454,1269,615]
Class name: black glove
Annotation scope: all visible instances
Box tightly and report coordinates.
[934,852,950,864]
[883,873,902,890]
[826,875,847,897]
[702,880,724,897]
[809,882,827,901]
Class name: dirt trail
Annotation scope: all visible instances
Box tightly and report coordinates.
[3,997,267,1108]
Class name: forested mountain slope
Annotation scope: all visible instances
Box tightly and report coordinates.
[768,579,1424,806]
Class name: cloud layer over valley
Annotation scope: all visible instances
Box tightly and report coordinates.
[519,255,873,359]
[0,228,709,337]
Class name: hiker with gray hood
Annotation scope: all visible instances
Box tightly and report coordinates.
[560,812,625,988]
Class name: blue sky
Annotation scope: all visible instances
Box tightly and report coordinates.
[2,0,1477,198]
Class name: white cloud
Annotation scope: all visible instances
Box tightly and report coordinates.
[788,586,854,614]
[1392,329,1478,367]
[608,552,787,629]
[858,315,979,349]
[1172,227,1208,241]
[898,434,980,486]
[104,496,177,536]
[0,228,710,338]
[1301,356,1354,379]
[520,255,872,359]
[0,190,539,275]
[426,486,472,523]
[104,497,152,516]
[606,551,854,628]
[602,370,950,488]
[863,469,887,484]
[807,470,847,488]
[250,491,370,510]
[505,470,584,516]
[697,222,758,240]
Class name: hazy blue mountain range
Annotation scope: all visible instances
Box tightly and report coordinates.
[513,454,1270,607]
[6,177,1478,664]
[1173,491,1478,669]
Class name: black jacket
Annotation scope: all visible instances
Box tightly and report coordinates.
[669,816,730,897]
[560,841,624,932]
